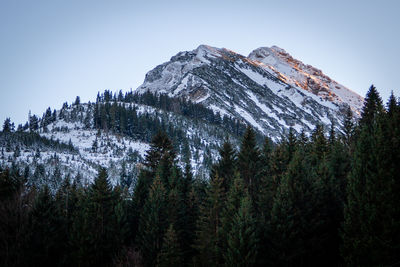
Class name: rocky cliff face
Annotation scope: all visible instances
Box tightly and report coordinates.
[247,46,364,114]
[137,45,363,140]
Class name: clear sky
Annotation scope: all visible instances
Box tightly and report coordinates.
[1,0,399,125]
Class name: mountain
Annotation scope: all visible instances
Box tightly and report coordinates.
[137,45,363,139]
[247,46,364,113]
[0,44,363,187]
[0,92,249,188]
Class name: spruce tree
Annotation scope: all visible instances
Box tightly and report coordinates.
[269,148,315,266]
[210,139,236,193]
[342,106,355,149]
[26,185,64,266]
[144,131,176,173]
[194,174,225,266]
[342,89,400,265]
[359,85,384,128]
[0,169,31,267]
[256,138,276,265]
[156,224,184,267]
[237,126,261,206]
[310,124,327,165]
[258,137,276,219]
[221,172,246,247]
[2,118,12,132]
[136,175,168,267]
[78,168,120,266]
[224,196,258,267]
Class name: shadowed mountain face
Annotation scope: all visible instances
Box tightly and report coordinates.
[137,45,363,140]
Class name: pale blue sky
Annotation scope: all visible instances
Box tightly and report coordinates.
[1,0,399,125]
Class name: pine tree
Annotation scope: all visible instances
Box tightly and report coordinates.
[258,137,275,219]
[269,148,316,266]
[136,175,168,267]
[342,90,400,265]
[144,131,176,173]
[194,174,225,266]
[166,166,185,229]
[26,185,64,266]
[342,106,355,148]
[54,177,80,265]
[359,85,384,128]
[2,118,12,132]
[76,168,121,266]
[285,127,297,161]
[0,169,31,267]
[156,224,183,267]
[256,138,276,265]
[222,172,246,229]
[237,126,261,206]
[224,196,258,267]
[311,154,345,266]
[74,96,81,106]
[211,139,236,193]
[310,124,327,164]
[29,113,39,132]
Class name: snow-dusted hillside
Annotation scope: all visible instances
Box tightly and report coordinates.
[137,45,363,139]
[1,99,245,188]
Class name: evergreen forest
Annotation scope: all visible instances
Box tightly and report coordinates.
[1,86,399,266]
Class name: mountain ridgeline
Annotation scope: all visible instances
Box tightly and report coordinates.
[1,45,365,184]
[138,45,364,138]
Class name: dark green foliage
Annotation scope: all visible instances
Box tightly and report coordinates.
[237,126,261,206]
[194,174,225,266]
[92,90,251,145]
[74,96,81,106]
[258,137,275,220]
[342,89,400,266]
[269,148,316,266]
[0,131,77,154]
[156,224,184,267]
[210,139,236,193]
[0,169,32,267]
[26,185,64,266]
[220,173,245,248]
[0,168,22,201]
[70,168,126,266]
[3,117,14,132]
[29,113,39,132]
[359,84,384,128]
[144,131,176,176]
[0,86,399,267]
[342,105,355,148]
[136,175,168,267]
[224,196,258,267]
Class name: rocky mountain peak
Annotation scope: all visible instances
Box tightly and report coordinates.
[248,46,364,114]
[136,44,364,140]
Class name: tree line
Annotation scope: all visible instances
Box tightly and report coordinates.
[92,90,251,142]
[0,85,399,266]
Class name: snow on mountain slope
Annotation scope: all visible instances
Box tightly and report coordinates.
[0,110,148,187]
[248,46,364,115]
[137,45,363,140]
[1,99,245,187]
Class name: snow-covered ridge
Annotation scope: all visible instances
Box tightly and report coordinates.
[136,44,361,139]
[247,46,364,115]
[1,99,243,188]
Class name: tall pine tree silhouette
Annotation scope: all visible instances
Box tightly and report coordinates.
[137,175,168,267]
[342,87,400,265]
[237,126,261,208]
